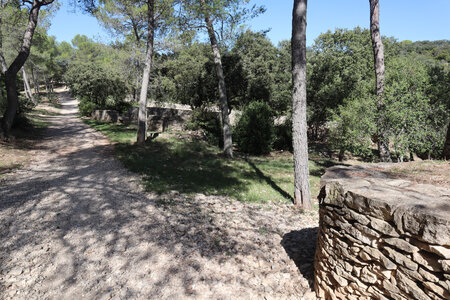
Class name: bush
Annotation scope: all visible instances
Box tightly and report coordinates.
[185,108,223,147]
[273,117,293,151]
[234,101,274,155]
[78,98,99,117]
[12,95,37,129]
[64,63,128,115]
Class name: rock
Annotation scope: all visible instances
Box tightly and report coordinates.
[370,217,400,237]
[342,207,370,225]
[412,251,443,272]
[441,260,450,272]
[9,268,23,276]
[354,223,381,238]
[315,164,450,300]
[384,237,419,253]
[423,281,448,299]
[331,271,348,287]
[360,267,377,284]
[362,247,397,270]
[429,245,450,259]
[383,247,418,271]
[382,279,401,295]
[396,271,432,300]
[418,267,440,283]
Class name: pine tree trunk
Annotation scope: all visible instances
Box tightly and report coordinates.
[369,0,391,162]
[2,1,47,136]
[36,71,40,95]
[136,0,155,145]
[292,0,312,209]
[443,122,450,159]
[203,10,233,158]
[44,75,49,94]
[2,74,18,134]
[31,67,38,94]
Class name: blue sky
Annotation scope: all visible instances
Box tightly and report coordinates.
[48,0,450,46]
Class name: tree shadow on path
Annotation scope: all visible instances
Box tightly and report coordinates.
[281,227,318,290]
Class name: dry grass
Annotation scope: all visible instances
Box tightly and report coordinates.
[383,160,450,188]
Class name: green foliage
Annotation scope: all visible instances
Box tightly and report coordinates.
[328,96,377,160]
[12,95,38,129]
[78,98,99,117]
[232,30,278,108]
[185,108,223,147]
[273,117,293,151]
[153,43,215,107]
[235,101,274,155]
[399,40,450,63]
[307,28,377,136]
[384,57,448,158]
[64,62,129,116]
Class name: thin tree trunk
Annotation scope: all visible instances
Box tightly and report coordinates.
[22,67,35,104]
[369,0,391,162]
[0,0,7,75]
[44,75,49,94]
[136,0,155,145]
[444,122,450,159]
[291,0,311,209]
[34,68,40,95]
[31,66,38,94]
[203,6,233,158]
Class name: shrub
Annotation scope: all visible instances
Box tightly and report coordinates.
[64,63,128,115]
[78,98,98,117]
[12,95,37,129]
[235,101,274,155]
[185,108,222,147]
[273,117,293,151]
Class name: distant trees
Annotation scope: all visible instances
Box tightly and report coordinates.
[178,0,264,158]
[0,0,55,137]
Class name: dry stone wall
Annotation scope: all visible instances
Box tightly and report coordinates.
[92,107,192,132]
[314,165,450,300]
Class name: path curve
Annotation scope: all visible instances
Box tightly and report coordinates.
[0,90,318,299]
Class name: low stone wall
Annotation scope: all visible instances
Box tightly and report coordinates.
[124,107,192,132]
[92,107,193,132]
[314,165,450,300]
[91,110,120,123]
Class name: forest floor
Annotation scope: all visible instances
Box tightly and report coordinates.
[0,89,319,299]
[0,101,58,176]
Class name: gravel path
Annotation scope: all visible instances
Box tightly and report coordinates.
[0,91,319,299]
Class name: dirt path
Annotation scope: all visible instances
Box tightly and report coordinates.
[0,90,319,299]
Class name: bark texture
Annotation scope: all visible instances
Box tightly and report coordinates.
[369,0,391,162]
[444,122,450,159]
[136,0,155,145]
[1,0,54,136]
[202,5,233,158]
[291,0,311,209]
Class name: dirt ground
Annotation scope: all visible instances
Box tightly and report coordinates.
[0,89,319,299]
[381,160,450,188]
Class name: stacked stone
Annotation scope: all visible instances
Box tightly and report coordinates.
[314,165,450,300]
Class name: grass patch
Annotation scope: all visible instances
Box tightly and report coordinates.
[0,105,53,175]
[84,119,342,205]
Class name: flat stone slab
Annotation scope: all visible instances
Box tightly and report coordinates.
[320,165,450,246]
